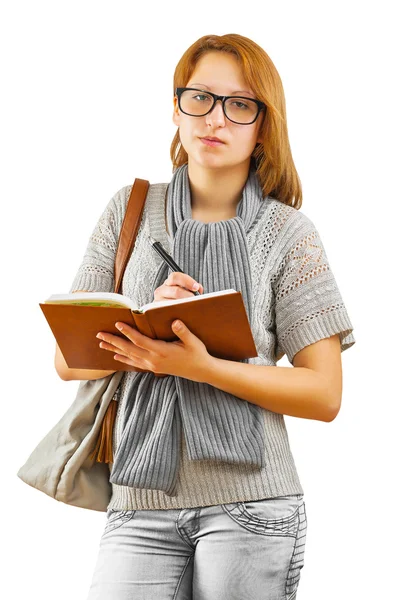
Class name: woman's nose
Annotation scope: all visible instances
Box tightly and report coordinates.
[205,100,226,126]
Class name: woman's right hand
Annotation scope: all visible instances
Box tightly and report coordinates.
[153,271,204,302]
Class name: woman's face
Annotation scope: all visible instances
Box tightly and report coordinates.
[173,52,264,171]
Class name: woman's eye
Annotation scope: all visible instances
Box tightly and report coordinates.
[193,94,210,102]
[232,101,249,110]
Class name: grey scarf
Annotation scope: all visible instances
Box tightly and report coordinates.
[110,163,267,496]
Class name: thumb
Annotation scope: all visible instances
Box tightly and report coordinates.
[171,320,191,342]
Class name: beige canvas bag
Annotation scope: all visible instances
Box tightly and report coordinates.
[17,178,150,512]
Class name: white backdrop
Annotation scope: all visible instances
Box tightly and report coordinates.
[2,1,398,598]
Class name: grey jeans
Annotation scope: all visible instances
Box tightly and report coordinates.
[86,493,307,600]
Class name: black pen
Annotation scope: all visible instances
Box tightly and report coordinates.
[148,235,200,296]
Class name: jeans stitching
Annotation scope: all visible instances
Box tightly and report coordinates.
[175,511,197,550]
[239,499,300,526]
[285,502,307,599]
[103,509,125,531]
[222,500,299,537]
[102,510,136,536]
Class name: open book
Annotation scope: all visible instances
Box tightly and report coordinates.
[40,289,257,371]
[43,289,237,313]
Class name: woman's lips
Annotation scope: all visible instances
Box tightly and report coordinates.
[200,137,225,147]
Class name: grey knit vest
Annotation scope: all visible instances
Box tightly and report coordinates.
[109,163,267,495]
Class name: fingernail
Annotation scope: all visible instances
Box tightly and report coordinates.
[192,283,200,291]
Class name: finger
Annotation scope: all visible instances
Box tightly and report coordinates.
[98,333,148,360]
[113,353,137,366]
[166,271,201,293]
[154,284,194,301]
[114,323,162,354]
[169,285,196,299]
[98,325,148,350]
[99,340,129,357]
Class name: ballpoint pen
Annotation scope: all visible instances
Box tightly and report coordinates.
[148,235,200,296]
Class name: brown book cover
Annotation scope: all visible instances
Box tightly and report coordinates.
[40,290,258,371]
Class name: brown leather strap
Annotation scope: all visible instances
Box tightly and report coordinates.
[114,178,150,294]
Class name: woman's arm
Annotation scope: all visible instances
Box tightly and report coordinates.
[54,343,117,381]
[202,334,342,423]
[54,290,117,381]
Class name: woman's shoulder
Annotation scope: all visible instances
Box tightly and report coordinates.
[258,197,317,247]
[106,181,168,222]
[115,181,168,205]
[266,197,315,228]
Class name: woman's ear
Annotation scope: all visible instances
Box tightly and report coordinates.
[172,97,180,126]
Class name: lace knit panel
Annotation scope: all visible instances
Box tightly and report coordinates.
[269,202,355,363]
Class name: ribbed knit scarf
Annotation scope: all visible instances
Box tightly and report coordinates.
[109,163,267,496]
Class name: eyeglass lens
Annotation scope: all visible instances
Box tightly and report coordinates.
[180,90,259,124]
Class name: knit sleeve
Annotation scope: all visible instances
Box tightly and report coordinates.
[273,212,356,365]
[68,185,130,293]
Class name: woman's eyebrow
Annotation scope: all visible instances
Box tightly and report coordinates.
[188,82,254,95]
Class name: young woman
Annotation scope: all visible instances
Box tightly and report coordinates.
[57,33,355,600]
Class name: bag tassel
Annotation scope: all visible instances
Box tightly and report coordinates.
[90,399,118,463]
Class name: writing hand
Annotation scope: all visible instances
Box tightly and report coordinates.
[153,271,204,302]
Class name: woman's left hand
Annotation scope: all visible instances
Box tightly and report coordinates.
[96,320,213,383]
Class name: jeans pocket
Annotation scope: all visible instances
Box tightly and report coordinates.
[102,509,136,536]
[221,494,303,537]
[285,500,307,600]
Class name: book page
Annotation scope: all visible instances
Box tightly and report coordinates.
[138,289,237,313]
[44,292,138,310]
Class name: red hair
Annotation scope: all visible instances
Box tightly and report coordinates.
[170,33,303,209]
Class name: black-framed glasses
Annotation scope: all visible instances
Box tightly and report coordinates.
[175,87,266,125]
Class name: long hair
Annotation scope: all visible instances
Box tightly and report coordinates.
[170,33,302,209]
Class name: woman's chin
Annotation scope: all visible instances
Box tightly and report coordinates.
[191,151,232,170]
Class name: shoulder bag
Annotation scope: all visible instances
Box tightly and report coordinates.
[17,178,150,512]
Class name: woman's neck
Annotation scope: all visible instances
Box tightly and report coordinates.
[188,160,251,218]
[165,160,253,233]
